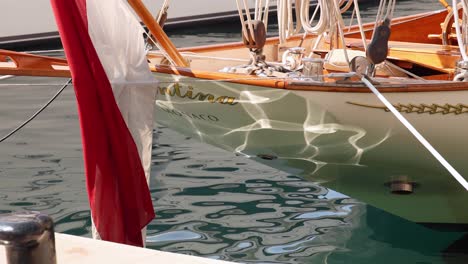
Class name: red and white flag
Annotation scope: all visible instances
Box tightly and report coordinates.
[51,0,156,246]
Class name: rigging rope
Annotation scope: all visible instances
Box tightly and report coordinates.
[298,0,351,35]
[331,0,351,65]
[463,2,468,55]
[452,0,468,61]
[145,32,175,66]
[299,0,330,35]
[242,0,257,43]
[235,0,250,41]
[0,79,72,144]
[236,0,271,41]
[263,0,271,31]
[361,76,468,191]
[156,0,170,23]
[278,0,307,43]
[371,0,396,38]
[236,0,269,39]
[142,0,176,66]
[352,0,367,50]
[0,74,401,86]
[339,0,354,13]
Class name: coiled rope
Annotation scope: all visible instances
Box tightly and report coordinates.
[296,0,351,35]
[452,0,468,61]
[277,0,303,43]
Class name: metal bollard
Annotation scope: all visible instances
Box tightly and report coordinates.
[0,212,56,264]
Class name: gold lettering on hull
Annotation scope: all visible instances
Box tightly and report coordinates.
[157,83,238,106]
[347,102,468,115]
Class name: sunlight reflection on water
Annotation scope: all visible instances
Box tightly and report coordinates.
[0,1,466,263]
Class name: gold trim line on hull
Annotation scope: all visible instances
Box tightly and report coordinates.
[347,102,468,115]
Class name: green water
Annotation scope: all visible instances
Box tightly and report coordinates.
[0,1,467,263]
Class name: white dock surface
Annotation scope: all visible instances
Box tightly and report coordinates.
[0,233,235,264]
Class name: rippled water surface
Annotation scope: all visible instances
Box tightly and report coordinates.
[0,1,467,263]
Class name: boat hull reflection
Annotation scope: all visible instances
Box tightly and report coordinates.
[154,73,468,225]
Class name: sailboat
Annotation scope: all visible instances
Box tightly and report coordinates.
[0,0,276,48]
[148,0,468,227]
[0,0,378,49]
[1,0,468,230]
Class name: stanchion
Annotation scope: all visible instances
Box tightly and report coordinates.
[0,212,56,264]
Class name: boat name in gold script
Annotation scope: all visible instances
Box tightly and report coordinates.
[347,102,468,115]
[157,83,238,106]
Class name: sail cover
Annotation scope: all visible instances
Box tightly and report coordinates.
[50,0,156,246]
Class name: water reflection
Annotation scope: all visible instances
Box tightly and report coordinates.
[0,82,465,263]
[154,72,468,226]
[148,128,466,264]
[146,127,362,262]
[0,2,466,262]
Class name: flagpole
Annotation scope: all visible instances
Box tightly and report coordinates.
[127,0,188,67]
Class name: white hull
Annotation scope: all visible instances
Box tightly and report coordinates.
[153,73,468,225]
